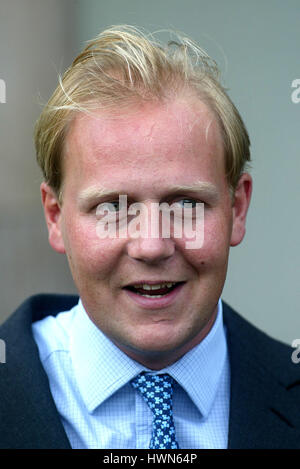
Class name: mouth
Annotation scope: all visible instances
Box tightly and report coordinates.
[123,281,185,299]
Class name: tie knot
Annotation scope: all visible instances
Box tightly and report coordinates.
[131,373,175,416]
[131,372,179,449]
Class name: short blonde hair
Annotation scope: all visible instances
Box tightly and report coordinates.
[34,25,250,201]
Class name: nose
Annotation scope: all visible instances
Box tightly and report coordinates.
[126,201,175,264]
[127,236,175,264]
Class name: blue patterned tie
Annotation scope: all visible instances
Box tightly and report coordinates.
[131,372,179,449]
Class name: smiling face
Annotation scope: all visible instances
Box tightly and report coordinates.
[42,95,252,369]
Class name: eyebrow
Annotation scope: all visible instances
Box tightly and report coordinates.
[78,181,219,207]
[168,182,220,202]
[78,187,121,208]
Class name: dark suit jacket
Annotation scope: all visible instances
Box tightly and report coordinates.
[0,294,300,449]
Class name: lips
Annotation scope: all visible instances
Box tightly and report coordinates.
[124,281,184,297]
[123,281,185,308]
[125,282,178,297]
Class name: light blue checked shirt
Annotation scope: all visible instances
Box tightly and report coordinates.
[32,298,230,449]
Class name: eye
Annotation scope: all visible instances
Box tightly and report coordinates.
[175,198,198,208]
[170,198,205,221]
[100,201,120,212]
[95,200,129,223]
[95,201,119,220]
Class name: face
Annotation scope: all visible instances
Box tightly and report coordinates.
[42,96,252,369]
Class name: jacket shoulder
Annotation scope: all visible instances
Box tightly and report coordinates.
[0,293,79,340]
[222,301,300,388]
[0,294,77,448]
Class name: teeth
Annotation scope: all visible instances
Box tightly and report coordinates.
[141,294,165,298]
[132,282,177,290]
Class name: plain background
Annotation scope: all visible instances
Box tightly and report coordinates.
[0,0,299,345]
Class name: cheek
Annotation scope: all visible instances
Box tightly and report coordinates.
[62,216,122,277]
[181,212,232,266]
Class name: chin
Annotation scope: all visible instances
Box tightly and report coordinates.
[125,331,188,356]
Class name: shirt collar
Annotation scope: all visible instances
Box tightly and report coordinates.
[70,301,144,413]
[70,299,227,417]
[162,299,227,418]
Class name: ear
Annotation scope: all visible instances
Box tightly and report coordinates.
[230,173,252,247]
[40,182,66,253]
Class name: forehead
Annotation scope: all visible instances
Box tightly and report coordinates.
[62,97,225,191]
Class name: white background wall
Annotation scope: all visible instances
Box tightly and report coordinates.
[0,0,299,345]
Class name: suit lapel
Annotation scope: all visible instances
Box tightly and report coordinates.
[223,303,300,449]
[2,348,72,449]
[0,295,78,448]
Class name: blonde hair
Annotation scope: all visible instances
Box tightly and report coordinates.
[34,25,250,201]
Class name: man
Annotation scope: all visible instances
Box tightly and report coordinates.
[0,25,300,449]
